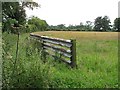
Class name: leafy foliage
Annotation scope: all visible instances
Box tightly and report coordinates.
[22,2,40,10]
[27,16,48,32]
[2,2,40,33]
[113,17,120,32]
[94,16,111,31]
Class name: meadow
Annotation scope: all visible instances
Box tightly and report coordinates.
[2,31,118,88]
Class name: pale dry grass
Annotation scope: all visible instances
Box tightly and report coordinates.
[33,31,118,40]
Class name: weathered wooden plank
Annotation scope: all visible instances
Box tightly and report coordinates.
[30,35,40,40]
[30,33,41,38]
[30,34,72,48]
[45,51,71,64]
[43,43,71,54]
[41,35,71,43]
[30,33,72,44]
[44,48,72,58]
[42,39,72,48]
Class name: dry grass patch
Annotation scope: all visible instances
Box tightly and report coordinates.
[33,31,118,40]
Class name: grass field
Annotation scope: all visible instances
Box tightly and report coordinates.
[3,31,118,88]
[32,31,118,88]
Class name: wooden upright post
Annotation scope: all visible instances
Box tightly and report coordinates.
[70,39,76,68]
[41,39,46,63]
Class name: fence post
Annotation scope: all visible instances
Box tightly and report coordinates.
[41,38,46,63]
[70,39,76,68]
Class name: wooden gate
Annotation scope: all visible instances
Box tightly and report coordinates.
[30,33,76,68]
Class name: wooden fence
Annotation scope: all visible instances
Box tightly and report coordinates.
[30,33,76,68]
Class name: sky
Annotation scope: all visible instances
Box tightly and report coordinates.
[25,0,120,26]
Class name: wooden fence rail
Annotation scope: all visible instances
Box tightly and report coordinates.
[30,33,76,68]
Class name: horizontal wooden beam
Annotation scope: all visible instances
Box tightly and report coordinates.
[44,48,72,58]
[45,51,71,64]
[30,33,72,44]
[42,39,72,48]
[43,43,71,54]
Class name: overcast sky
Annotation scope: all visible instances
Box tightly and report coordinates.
[25,0,119,26]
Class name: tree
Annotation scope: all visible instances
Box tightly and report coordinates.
[2,1,40,32]
[85,21,93,31]
[94,16,103,31]
[102,16,111,31]
[22,2,40,10]
[113,18,120,32]
[57,24,65,30]
[75,25,80,31]
[27,16,48,32]
[94,16,111,31]
[68,24,74,30]
[79,22,84,31]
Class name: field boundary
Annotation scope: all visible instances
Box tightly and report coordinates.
[30,33,77,68]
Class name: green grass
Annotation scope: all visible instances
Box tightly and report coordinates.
[2,31,118,88]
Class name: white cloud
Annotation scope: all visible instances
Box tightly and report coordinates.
[26,0,119,26]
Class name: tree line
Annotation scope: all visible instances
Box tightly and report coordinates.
[2,2,120,33]
[48,16,120,32]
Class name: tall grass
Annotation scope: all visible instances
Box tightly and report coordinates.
[2,31,118,88]
[2,32,52,89]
